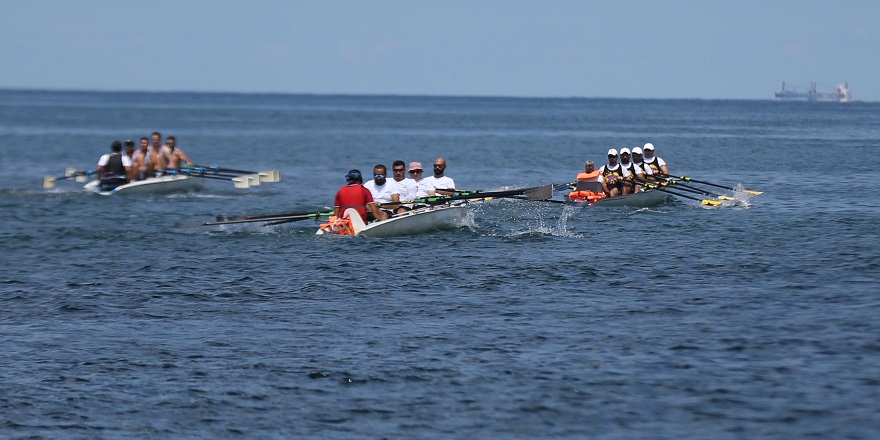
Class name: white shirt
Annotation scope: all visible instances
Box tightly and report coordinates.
[97,153,133,167]
[363,179,399,204]
[631,160,653,176]
[402,178,432,200]
[391,179,410,201]
[424,175,455,191]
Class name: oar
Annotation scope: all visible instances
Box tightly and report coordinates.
[657,173,763,195]
[413,184,553,205]
[43,169,95,189]
[643,184,722,206]
[553,182,577,191]
[174,210,333,229]
[648,178,736,201]
[190,165,281,183]
[169,169,263,188]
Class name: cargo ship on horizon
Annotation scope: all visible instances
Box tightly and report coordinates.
[775,81,852,102]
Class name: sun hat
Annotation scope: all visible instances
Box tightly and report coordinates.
[345,169,362,183]
[644,143,655,151]
[620,147,631,156]
[632,146,643,155]
[607,148,618,156]
[408,162,423,171]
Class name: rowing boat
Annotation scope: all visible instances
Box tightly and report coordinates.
[83,175,205,196]
[316,203,468,237]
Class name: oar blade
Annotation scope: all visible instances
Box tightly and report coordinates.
[258,170,281,183]
[742,189,763,195]
[701,199,723,206]
[174,221,210,229]
[246,174,261,186]
[231,176,251,189]
[43,176,56,189]
[523,185,553,201]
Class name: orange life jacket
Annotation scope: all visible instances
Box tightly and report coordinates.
[568,190,607,205]
[318,215,355,235]
[577,170,602,181]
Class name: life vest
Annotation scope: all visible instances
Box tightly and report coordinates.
[576,170,601,181]
[644,158,662,175]
[106,153,125,176]
[568,190,607,205]
[318,215,355,235]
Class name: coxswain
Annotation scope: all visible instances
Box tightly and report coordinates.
[334,170,387,223]
[96,140,132,190]
[576,160,601,182]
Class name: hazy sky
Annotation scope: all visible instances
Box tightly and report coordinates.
[1,0,876,101]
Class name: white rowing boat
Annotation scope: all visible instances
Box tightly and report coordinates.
[316,203,468,237]
[83,175,205,196]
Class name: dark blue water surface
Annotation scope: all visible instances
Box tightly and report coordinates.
[2,89,879,439]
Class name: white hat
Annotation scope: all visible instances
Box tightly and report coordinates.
[632,146,643,155]
[643,143,655,151]
[607,148,618,156]
[620,147,631,156]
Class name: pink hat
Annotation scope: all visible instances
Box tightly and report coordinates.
[408,162,423,171]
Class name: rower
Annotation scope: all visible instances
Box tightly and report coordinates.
[618,148,633,195]
[363,164,400,216]
[149,132,167,177]
[123,139,139,182]
[424,157,456,195]
[162,136,194,170]
[629,146,653,192]
[642,142,669,176]
[598,148,629,197]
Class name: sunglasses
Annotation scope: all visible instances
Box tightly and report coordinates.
[608,154,617,158]
[374,174,385,178]
[409,170,423,174]
[433,164,445,168]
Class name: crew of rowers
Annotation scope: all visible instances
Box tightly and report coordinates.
[334,158,455,222]
[578,142,670,197]
[96,132,195,186]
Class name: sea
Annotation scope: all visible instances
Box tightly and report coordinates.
[1,89,879,439]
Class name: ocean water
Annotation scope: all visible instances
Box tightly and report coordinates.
[1,89,879,439]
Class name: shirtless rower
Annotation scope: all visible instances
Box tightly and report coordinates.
[162,136,193,170]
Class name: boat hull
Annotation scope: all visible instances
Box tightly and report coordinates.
[84,175,205,195]
[317,204,467,237]
[569,189,671,208]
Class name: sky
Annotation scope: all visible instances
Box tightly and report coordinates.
[1,0,877,101]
